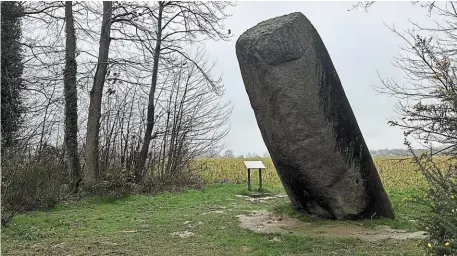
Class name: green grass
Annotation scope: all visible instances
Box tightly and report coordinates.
[2,184,426,256]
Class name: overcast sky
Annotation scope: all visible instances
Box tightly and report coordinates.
[203,1,440,156]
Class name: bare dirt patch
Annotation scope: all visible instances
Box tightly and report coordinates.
[171,230,195,238]
[236,210,426,242]
[202,205,227,215]
[202,210,224,215]
[236,194,288,203]
[236,210,302,234]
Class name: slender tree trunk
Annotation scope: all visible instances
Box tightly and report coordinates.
[103,103,120,171]
[84,1,112,187]
[121,90,135,167]
[64,1,81,193]
[134,3,164,182]
[37,105,49,158]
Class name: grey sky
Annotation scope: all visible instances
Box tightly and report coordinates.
[203,1,438,156]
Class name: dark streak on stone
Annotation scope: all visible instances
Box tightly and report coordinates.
[313,28,394,219]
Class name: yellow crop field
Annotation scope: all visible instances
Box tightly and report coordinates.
[194,157,450,190]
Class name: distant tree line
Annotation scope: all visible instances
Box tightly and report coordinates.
[369,148,437,157]
[200,149,271,159]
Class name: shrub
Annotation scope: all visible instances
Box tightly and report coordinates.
[141,162,205,194]
[411,150,457,256]
[83,160,204,197]
[87,167,138,198]
[1,145,65,226]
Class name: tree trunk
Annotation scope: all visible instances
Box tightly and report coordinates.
[84,1,112,187]
[64,1,81,193]
[134,3,164,183]
[1,2,24,151]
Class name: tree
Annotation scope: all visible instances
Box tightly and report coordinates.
[376,4,457,254]
[133,1,166,181]
[64,1,81,193]
[17,1,67,158]
[224,149,234,158]
[84,1,113,187]
[147,58,231,182]
[375,3,457,153]
[133,1,234,182]
[353,2,457,254]
[351,2,457,152]
[1,1,24,150]
[5,1,233,198]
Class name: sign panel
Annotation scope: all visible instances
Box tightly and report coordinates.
[243,161,266,169]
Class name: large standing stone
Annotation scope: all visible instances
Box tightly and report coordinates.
[236,12,395,220]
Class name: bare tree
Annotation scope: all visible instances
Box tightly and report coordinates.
[348,1,375,12]
[146,57,231,183]
[371,4,457,253]
[373,2,457,154]
[132,1,234,182]
[13,1,234,195]
[18,1,67,159]
[84,1,113,187]
[133,1,166,181]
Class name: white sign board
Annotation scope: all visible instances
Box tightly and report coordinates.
[243,161,266,169]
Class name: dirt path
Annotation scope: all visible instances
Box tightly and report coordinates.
[236,210,426,242]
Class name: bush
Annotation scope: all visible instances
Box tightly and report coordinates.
[412,151,457,256]
[82,160,204,198]
[141,163,205,194]
[87,167,138,198]
[1,145,65,226]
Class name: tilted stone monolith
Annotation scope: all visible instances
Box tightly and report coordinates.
[236,12,395,220]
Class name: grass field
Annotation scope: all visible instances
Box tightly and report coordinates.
[2,184,427,256]
[2,157,434,255]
